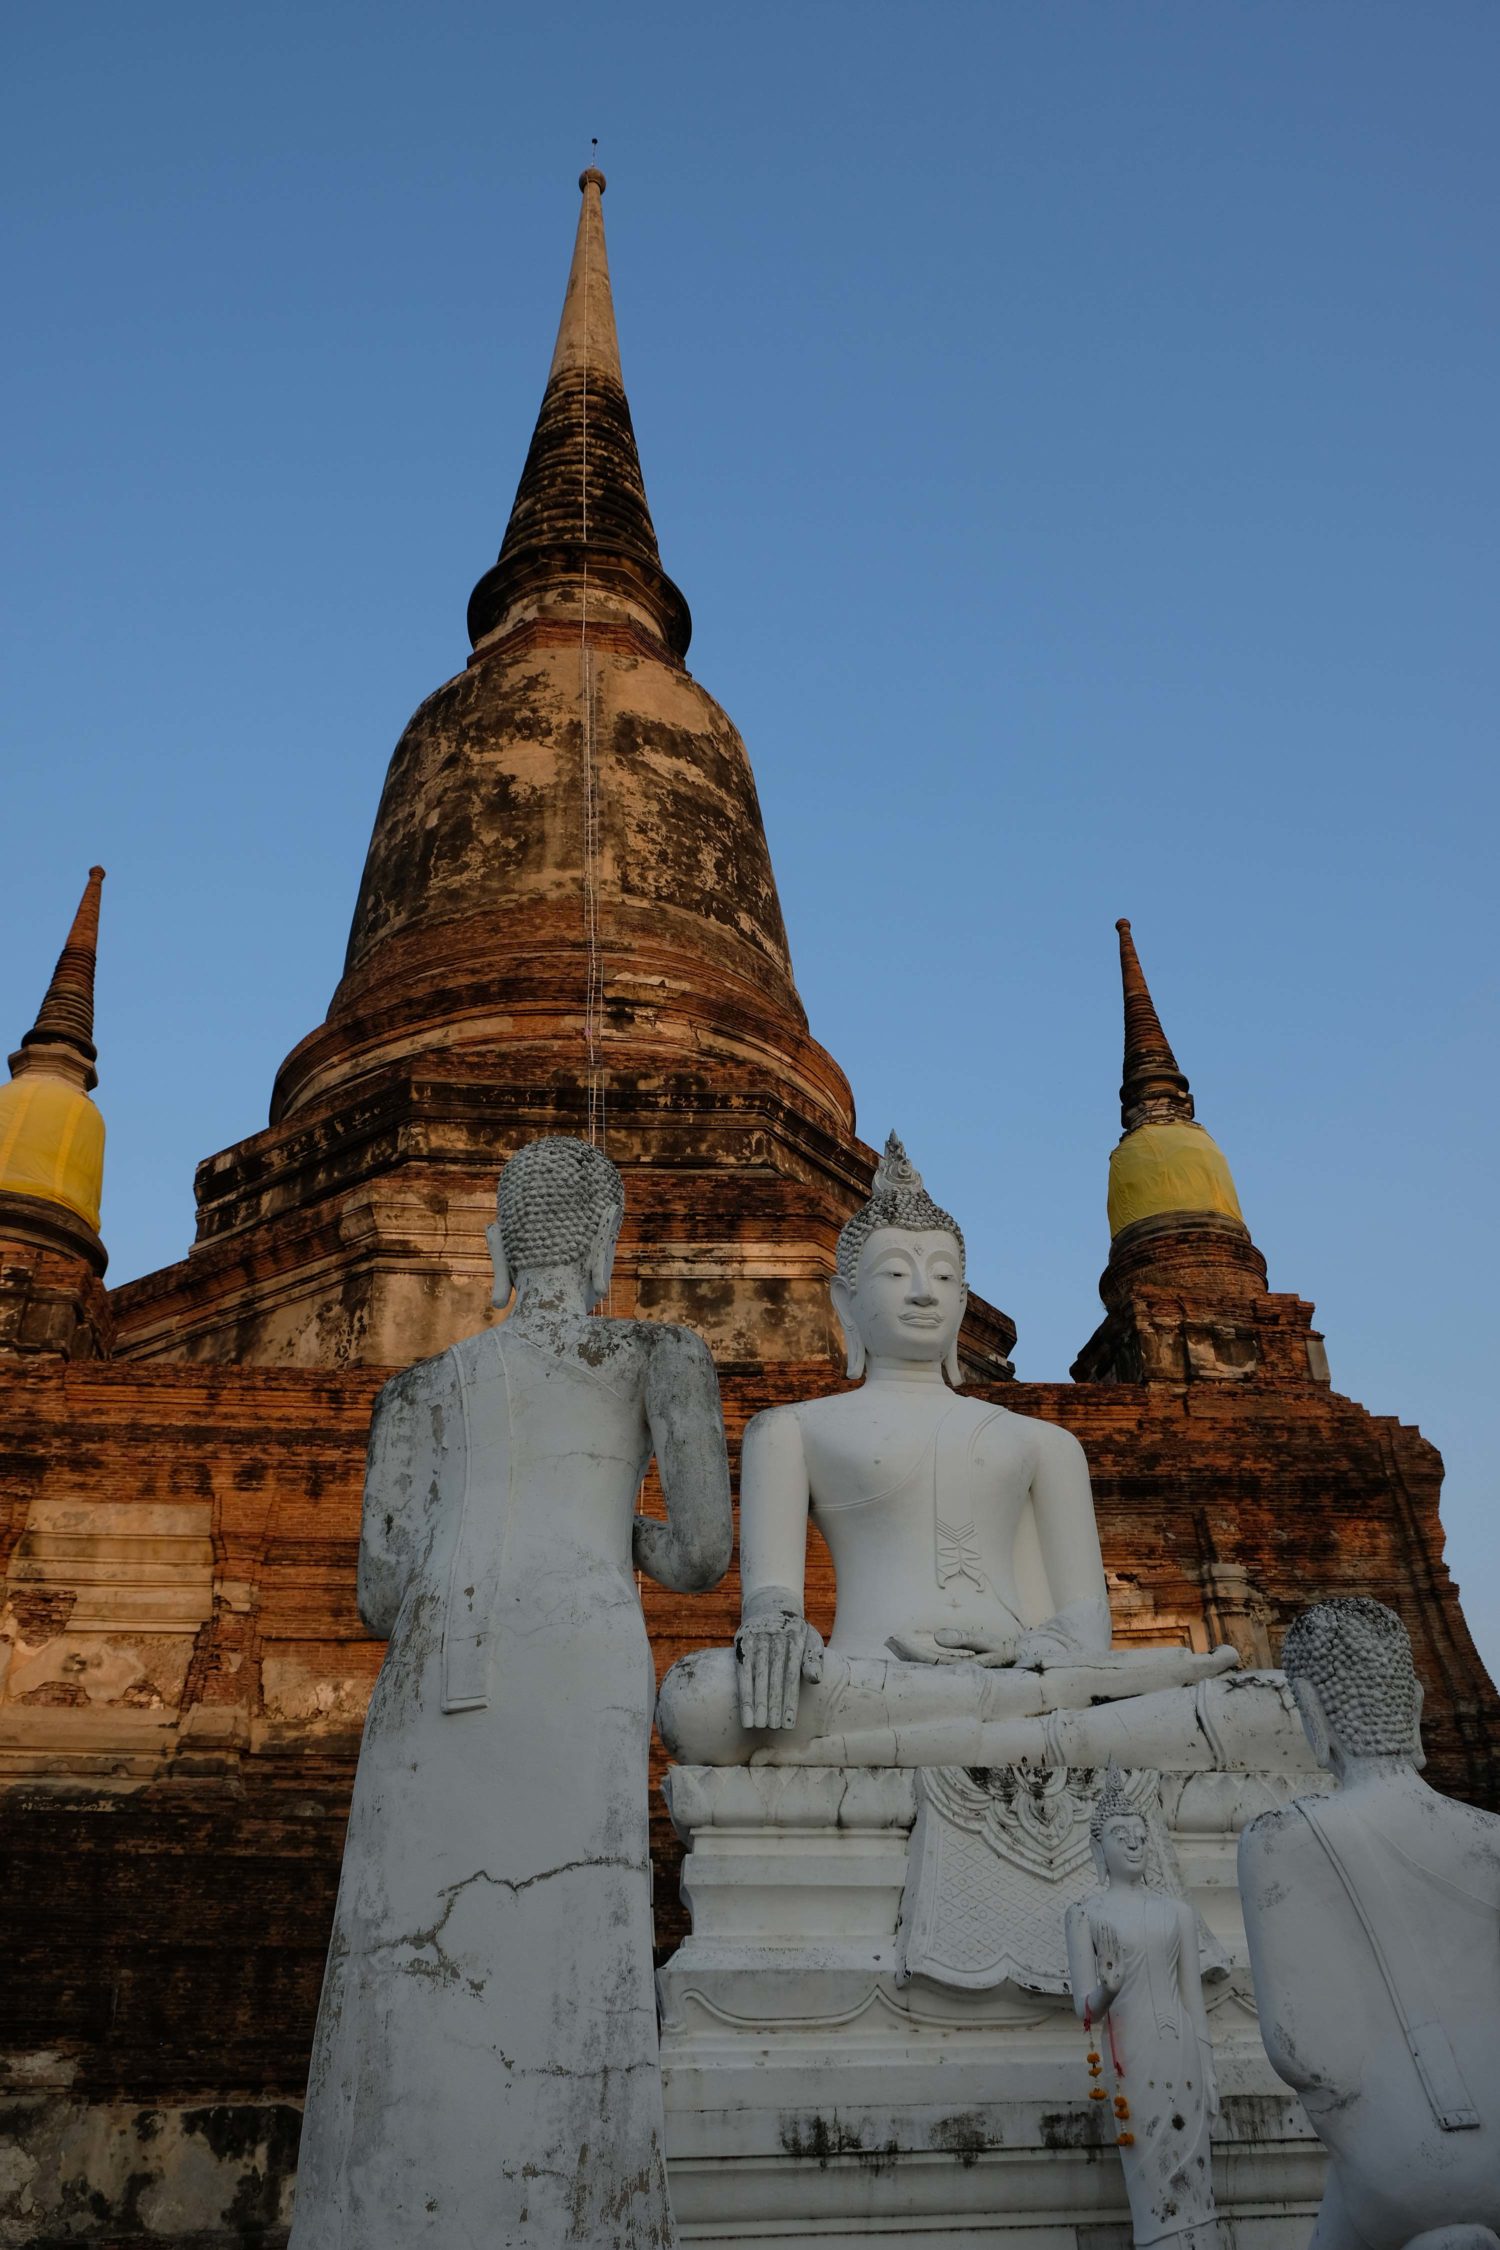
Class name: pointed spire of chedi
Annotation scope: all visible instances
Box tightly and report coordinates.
[1106,917,1242,1239]
[0,868,112,1356]
[466,169,691,659]
[0,865,107,1228]
[1072,915,1329,1388]
[13,865,105,1092]
[1115,916,1192,1130]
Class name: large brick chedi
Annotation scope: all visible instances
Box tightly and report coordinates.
[0,176,1493,2246]
[106,171,1015,1388]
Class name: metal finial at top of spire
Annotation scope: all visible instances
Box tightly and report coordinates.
[466,169,691,658]
[15,865,106,1090]
[1115,916,1193,1131]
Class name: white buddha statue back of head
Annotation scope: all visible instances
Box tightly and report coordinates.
[486,1133,626,1311]
[1279,1594,1424,1777]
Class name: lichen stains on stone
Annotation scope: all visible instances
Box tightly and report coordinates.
[777,2113,901,2172]
[1040,2105,1110,2153]
[927,2108,998,2165]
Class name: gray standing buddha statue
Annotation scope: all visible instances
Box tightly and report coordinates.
[289,1136,733,2250]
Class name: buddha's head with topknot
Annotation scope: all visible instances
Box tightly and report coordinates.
[832,1134,967,1386]
[486,1135,626,1310]
[1088,1760,1149,1884]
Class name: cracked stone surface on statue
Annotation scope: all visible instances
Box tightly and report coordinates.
[288,1137,732,2250]
[1240,1599,1500,2250]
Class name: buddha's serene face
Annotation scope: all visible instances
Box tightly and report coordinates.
[844,1227,965,1365]
[1100,1813,1148,1883]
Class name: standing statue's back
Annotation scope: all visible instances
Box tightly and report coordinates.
[289,1138,733,2250]
[1240,1598,1500,2250]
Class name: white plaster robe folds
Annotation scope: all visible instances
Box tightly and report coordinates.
[290,1138,731,2250]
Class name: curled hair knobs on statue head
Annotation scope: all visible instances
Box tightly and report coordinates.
[835,1132,965,1285]
[497,1136,625,1274]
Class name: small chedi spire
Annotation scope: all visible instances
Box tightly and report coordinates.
[12,865,105,1091]
[1076,916,1329,1388]
[467,168,691,658]
[0,867,112,1356]
[1106,917,1242,1240]
[1116,916,1193,1129]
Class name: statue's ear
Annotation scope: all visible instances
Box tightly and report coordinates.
[830,1275,865,1381]
[944,1286,968,1388]
[1289,1674,1334,1775]
[1411,1679,1426,1770]
[486,1219,513,1311]
[587,1209,620,1311]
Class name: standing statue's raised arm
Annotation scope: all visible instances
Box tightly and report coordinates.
[636,1324,733,1594]
[357,1358,452,1638]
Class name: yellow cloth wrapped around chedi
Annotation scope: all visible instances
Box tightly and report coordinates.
[1108,1118,1242,1237]
[0,865,107,1233]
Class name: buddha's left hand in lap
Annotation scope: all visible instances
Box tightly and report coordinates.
[887,1621,1100,1671]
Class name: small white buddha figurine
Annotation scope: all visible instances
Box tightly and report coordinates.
[657,1135,1259,1772]
[1239,1599,1500,2250]
[1065,1765,1220,2250]
[290,1138,732,2250]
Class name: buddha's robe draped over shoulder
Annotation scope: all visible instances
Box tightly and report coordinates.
[289,1328,674,2250]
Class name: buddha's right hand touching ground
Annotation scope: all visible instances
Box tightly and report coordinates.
[735,1592,825,1728]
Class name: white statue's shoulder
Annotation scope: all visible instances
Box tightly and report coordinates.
[958,1400,1089,1483]
[635,1317,715,1361]
[743,1396,811,1445]
[1024,1412,1089,1468]
[1238,1796,1317,1881]
[607,1316,721,1401]
[373,1341,466,1416]
[628,1317,717,1378]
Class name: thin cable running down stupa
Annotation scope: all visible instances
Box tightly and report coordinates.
[578,161,606,1158]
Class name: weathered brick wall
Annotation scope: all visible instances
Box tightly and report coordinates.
[0,1350,1493,2242]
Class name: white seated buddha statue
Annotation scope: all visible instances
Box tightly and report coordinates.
[657,1137,1308,1774]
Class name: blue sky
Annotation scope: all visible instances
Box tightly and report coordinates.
[3,4,1497,1668]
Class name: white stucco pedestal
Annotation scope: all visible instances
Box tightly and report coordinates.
[659,1765,1326,2247]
